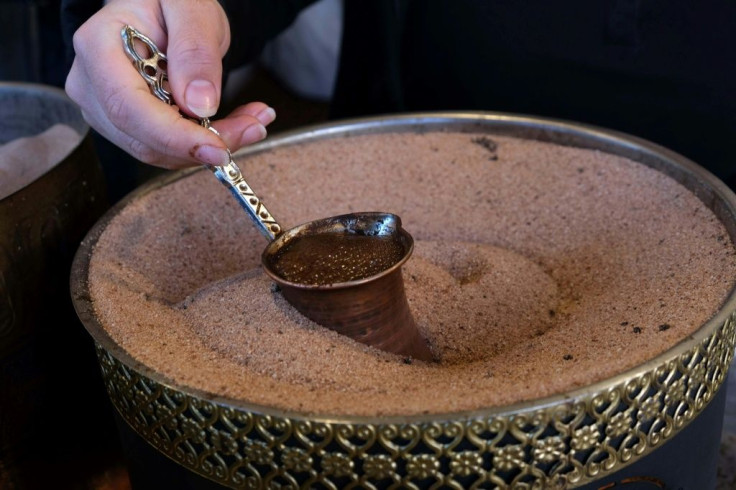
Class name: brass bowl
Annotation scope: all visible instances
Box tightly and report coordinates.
[0,83,109,485]
[71,113,736,489]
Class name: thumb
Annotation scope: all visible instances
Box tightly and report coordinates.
[161,0,231,119]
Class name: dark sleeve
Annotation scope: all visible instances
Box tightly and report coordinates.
[60,0,103,72]
[218,0,318,72]
[60,0,317,75]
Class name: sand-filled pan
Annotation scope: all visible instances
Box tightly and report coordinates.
[71,112,736,488]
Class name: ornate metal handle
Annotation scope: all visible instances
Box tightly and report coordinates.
[121,25,281,241]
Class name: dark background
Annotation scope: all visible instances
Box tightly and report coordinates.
[1,1,735,488]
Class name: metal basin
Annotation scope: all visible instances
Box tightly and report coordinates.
[0,82,110,486]
[71,112,736,489]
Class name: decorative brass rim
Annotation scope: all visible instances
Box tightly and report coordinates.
[73,113,736,489]
[97,311,735,488]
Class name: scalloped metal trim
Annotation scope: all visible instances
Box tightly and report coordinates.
[97,311,735,489]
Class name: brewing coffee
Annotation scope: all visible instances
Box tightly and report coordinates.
[269,232,406,285]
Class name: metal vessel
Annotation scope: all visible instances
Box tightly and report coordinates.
[71,113,736,489]
[0,83,110,487]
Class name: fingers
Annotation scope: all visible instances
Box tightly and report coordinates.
[65,0,275,170]
[82,85,234,169]
[162,0,230,119]
[209,102,277,150]
[68,11,228,168]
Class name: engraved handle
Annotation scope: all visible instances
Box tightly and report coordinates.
[121,25,281,241]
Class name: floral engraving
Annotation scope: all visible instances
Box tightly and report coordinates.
[493,445,525,471]
[210,430,239,455]
[450,451,483,476]
[665,378,687,404]
[637,397,662,421]
[689,364,707,386]
[533,436,566,464]
[320,452,353,477]
[244,440,273,466]
[180,418,206,443]
[406,454,440,479]
[571,425,600,450]
[281,447,312,473]
[362,454,395,479]
[606,412,632,438]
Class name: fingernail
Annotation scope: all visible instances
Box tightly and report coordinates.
[185,79,217,118]
[194,145,229,166]
[242,123,267,144]
[256,107,276,125]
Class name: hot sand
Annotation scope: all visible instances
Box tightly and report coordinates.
[87,132,736,416]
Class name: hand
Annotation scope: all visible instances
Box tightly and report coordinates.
[65,0,276,169]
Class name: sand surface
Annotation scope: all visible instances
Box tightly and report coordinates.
[87,132,736,416]
[0,124,80,199]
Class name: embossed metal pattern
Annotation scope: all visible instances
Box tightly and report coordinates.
[121,26,172,105]
[96,312,735,489]
[210,158,281,240]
